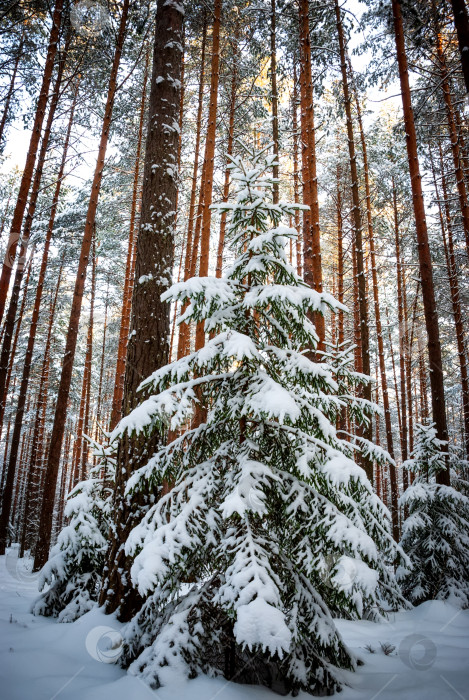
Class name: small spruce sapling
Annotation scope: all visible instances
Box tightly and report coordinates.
[32,437,116,622]
[114,146,406,695]
[398,422,469,608]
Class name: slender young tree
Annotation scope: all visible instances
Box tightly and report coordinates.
[335,0,372,480]
[195,0,222,352]
[109,52,150,430]
[0,82,78,556]
[0,0,64,324]
[390,0,449,485]
[34,0,131,571]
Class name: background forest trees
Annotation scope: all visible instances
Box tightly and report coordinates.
[0,0,469,690]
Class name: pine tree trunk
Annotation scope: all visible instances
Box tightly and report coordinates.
[0,84,77,555]
[270,0,279,204]
[435,33,469,259]
[292,70,302,277]
[33,0,131,571]
[0,0,64,325]
[450,0,469,94]
[20,262,63,557]
[0,251,34,440]
[80,240,96,481]
[390,0,449,485]
[298,0,324,348]
[195,0,222,352]
[216,35,238,278]
[353,83,399,533]
[436,153,469,457]
[335,0,372,480]
[0,44,67,441]
[109,52,149,430]
[95,284,109,438]
[99,0,183,619]
[178,16,207,357]
[0,31,23,147]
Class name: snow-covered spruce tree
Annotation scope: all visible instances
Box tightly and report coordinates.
[114,147,405,695]
[398,422,469,608]
[32,437,116,622]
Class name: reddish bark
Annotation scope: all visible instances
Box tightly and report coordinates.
[109,52,149,430]
[177,16,207,358]
[391,0,449,485]
[335,0,372,482]
[195,0,222,351]
[0,0,64,324]
[298,0,324,348]
[34,0,131,571]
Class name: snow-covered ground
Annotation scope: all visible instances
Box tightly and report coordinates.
[1,549,468,700]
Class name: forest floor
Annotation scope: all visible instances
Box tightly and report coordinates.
[0,549,468,700]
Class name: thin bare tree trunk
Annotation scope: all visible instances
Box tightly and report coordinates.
[436,151,469,456]
[20,261,63,557]
[435,32,469,259]
[109,52,149,430]
[0,0,64,324]
[298,0,324,347]
[0,31,23,147]
[0,45,67,443]
[354,84,399,534]
[0,84,77,554]
[34,0,131,571]
[216,36,238,278]
[391,0,449,485]
[335,0,372,480]
[270,0,279,204]
[195,0,222,351]
[178,16,207,358]
[450,0,469,94]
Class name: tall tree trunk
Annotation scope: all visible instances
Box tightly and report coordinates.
[99,0,183,620]
[436,151,469,457]
[435,32,469,259]
[353,83,399,534]
[178,16,207,358]
[292,70,302,277]
[390,0,449,485]
[0,31,23,148]
[95,283,109,439]
[394,183,409,500]
[0,250,34,439]
[80,239,96,481]
[0,84,77,555]
[0,43,67,442]
[216,35,238,278]
[450,0,469,94]
[298,0,324,348]
[0,0,64,324]
[270,0,279,204]
[20,261,63,557]
[335,0,372,481]
[109,52,149,430]
[33,0,131,571]
[195,0,222,352]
